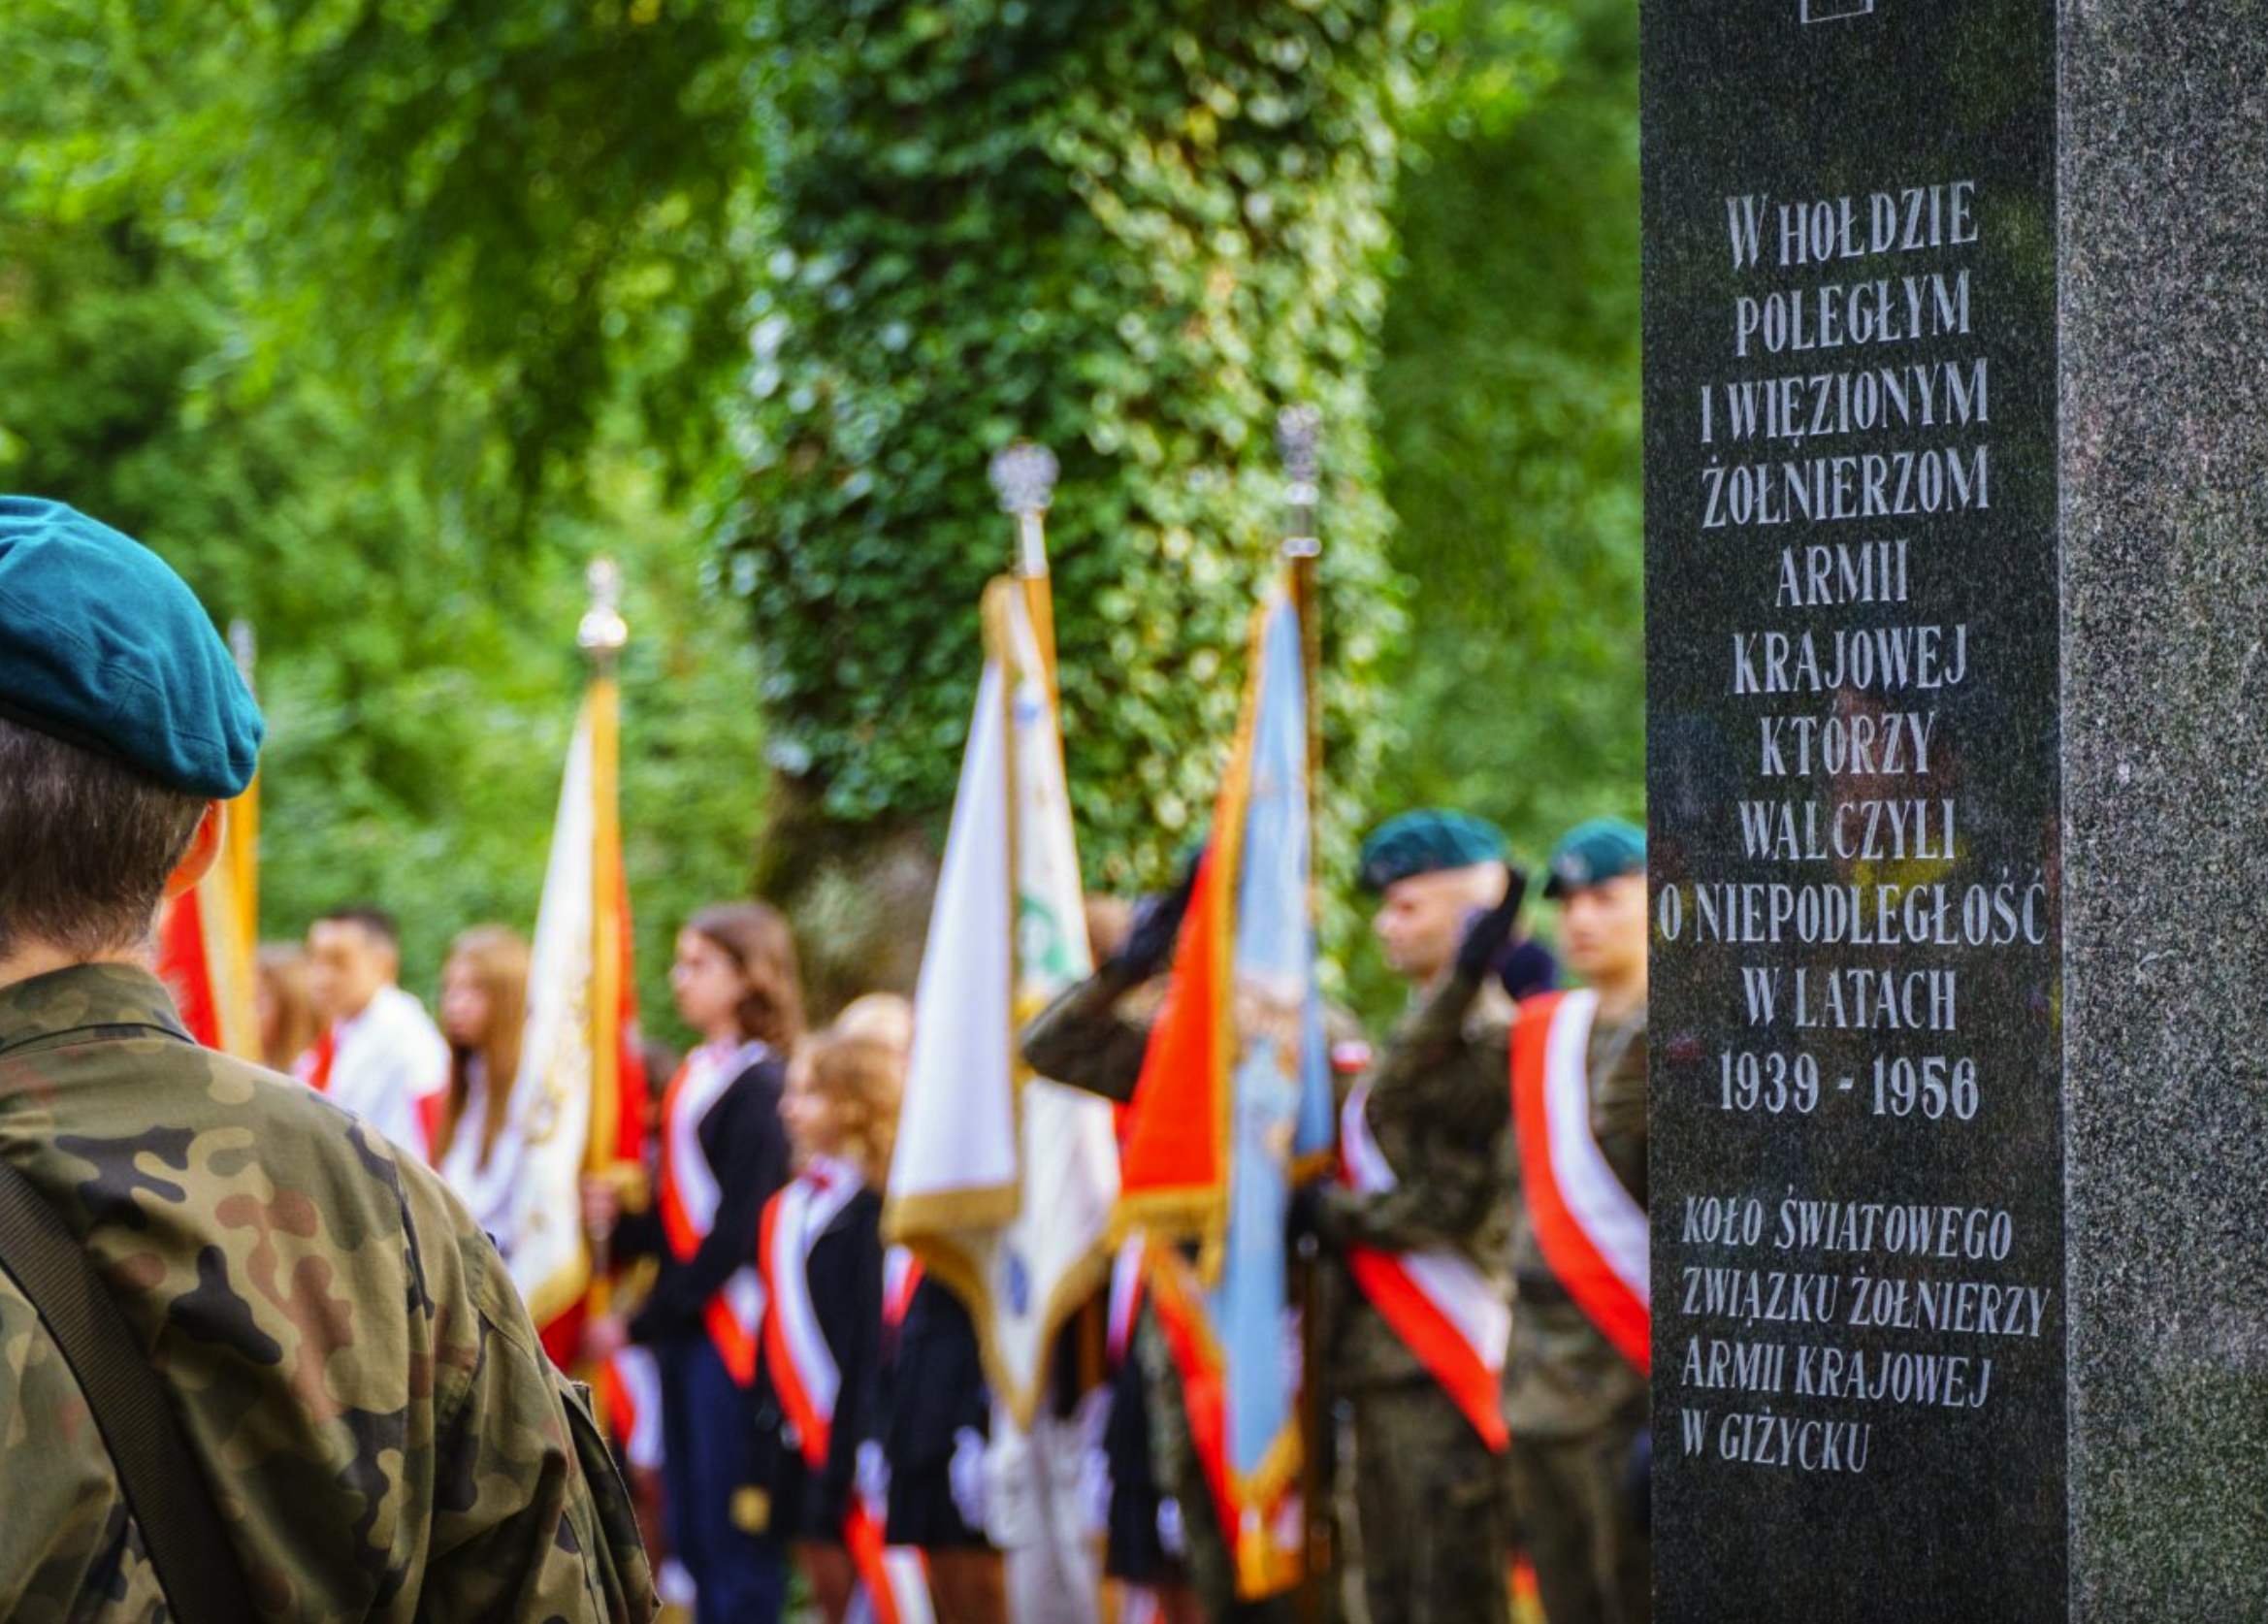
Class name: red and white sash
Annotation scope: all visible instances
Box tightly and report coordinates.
[1338,1084,1510,1450]
[1510,990,1650,1372]
[659,1040,771,1383]
[598,1346,665,1472]
[884,1247,923,1338]
[759,1163,934,1624]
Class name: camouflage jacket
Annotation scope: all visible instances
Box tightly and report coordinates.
[1312,967,1515,1388]
[0,963,656,1624]
[1018,964,1158,1106]
[1501,998,1649,1439]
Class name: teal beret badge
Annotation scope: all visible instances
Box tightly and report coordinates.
[1544,818,1646,898]
[1358,808,1509,893]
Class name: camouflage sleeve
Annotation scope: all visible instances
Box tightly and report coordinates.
[1314,1040,1507,1255]
[1363,969,1510,1142]
[0,1285,170,1624]
[1019,971,1152,1105]
[1313,973,1511,1255]
[418,1228,657,1623]
[1593,1021,1649,1210]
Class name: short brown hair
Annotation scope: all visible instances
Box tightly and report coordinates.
[0,717,208,959]
[687,901,806,1051]
[256,943,319,1072]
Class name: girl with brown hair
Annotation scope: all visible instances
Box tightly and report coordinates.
[433,924,531,1245]
[585,899,802,1624]
[255,942,321,1076]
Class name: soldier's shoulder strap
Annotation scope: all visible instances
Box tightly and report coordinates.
[0,1153,255,1624]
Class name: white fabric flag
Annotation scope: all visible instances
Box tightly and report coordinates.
[503,699,599,1327]
[889,579,1120,1426]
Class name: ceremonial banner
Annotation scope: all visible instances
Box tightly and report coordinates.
[508,683,647,1339]
[888,578,1120,1426]
[1115,574,1333,1599]
[157,784,259,1060]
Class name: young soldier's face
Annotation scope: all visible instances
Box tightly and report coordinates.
[1558,872,1648,986]
[1372,862,1506,984]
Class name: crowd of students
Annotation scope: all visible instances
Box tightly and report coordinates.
[250,806,1654,1624]
[250,897,1084,1624]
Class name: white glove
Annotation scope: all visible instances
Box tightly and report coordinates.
[1077,1438,1114,1537]
[856,1440,892,1518]
[949,1426,990,1534]
[1157,1496,1186,1558]
[982,1423,1041,1548]
[1070,1387,1116,1536]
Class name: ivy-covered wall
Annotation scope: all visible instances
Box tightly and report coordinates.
[723,0,1416,991]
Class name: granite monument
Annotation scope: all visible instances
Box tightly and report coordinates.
[1643,2,2268,1617]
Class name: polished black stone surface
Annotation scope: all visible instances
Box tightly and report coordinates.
[1642,3,2064,1618]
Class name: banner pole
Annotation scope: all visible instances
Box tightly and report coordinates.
[577,561,630,1322]
[1277,404,1337,1624]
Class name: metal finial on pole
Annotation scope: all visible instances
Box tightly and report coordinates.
[1276,405,1322,561]
[988,439,1060,582]
[990,439,1062,689]
[578,559,630,665]
[1276,403,1325,809]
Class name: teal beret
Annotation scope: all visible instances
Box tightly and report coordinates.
[1544,818,1645,898]
[0,497,263,798]
[1358,809,1507,893]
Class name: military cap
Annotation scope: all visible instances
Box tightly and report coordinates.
[0,497,262,798]
[1544,818,1646,898]
[1358,809,1508,893]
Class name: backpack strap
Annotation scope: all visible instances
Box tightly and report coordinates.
[0,1155,256,1623]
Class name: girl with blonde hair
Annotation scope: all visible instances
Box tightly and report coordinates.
[754,1026,912,1622]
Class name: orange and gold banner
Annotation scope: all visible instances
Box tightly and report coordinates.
[157,786,259,1060]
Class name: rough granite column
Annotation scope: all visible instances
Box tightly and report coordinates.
[2061,3,2268,1617]
[1642,2,2268,1619]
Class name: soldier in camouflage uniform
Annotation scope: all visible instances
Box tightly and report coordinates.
[1501,821,1651,1624]
[1025,823,1529,1624]
[1305,810,1525,1624]
[0,497,655,1624]
[1021,869,1280,1624]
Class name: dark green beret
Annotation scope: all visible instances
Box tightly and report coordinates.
[0,497,263,798]
[1544,818,1645,898]
[1358,809,1507,893]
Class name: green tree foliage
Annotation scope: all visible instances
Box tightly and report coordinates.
[0,145,761,1045]
[1376,0,1642,870]
[11,0,757,538]
[1,0,1646,1023]
[724,0,1417,991]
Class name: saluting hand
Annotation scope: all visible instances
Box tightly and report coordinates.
[1111,847,1204,982]
[1454,865,1531,981]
